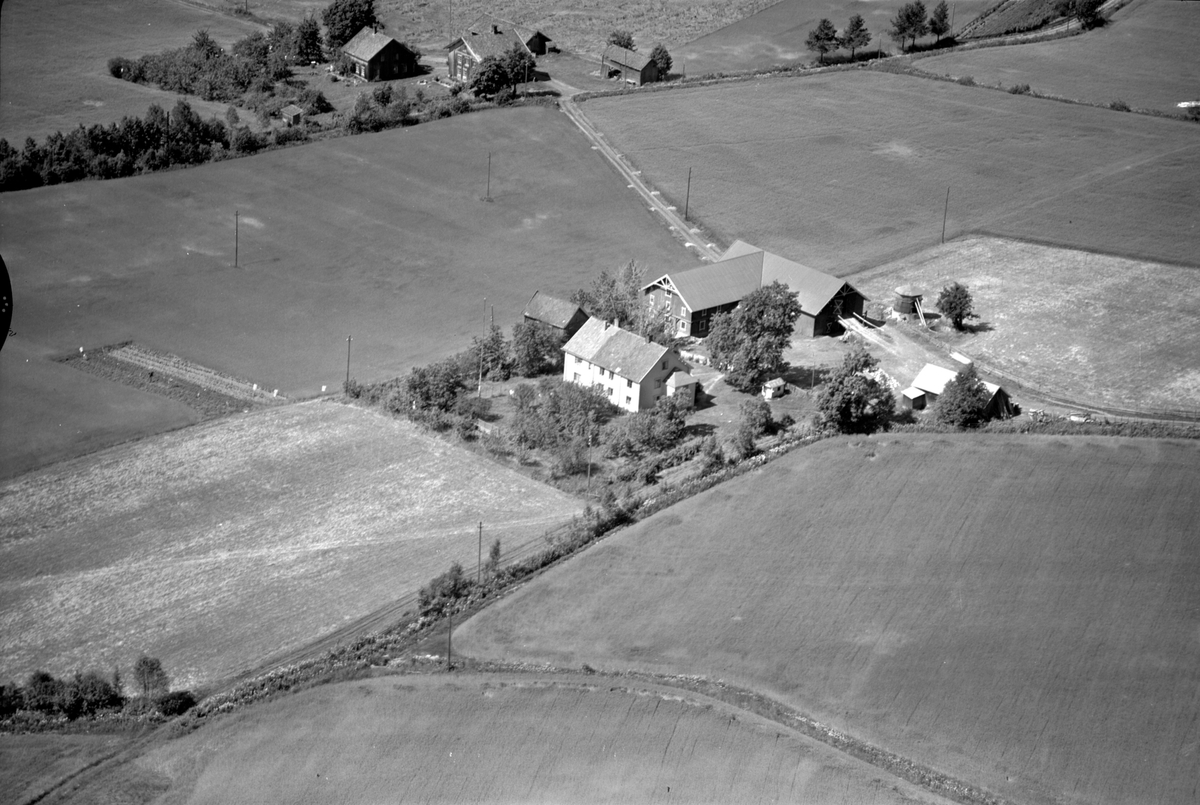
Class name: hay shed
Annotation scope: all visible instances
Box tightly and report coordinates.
[894,284,924,315]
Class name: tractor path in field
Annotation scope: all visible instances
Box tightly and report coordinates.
[558,94,721,263]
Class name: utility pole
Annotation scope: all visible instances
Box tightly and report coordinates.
[234,210,239,267]
[477,297,486,398]
[484,152,493,202]
[684,168,692,221]
[477,521,483,584]
[941,187,951,244]
[446,610,452,671]
[345,335,352,388]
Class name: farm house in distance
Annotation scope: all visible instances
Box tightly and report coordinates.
[600,46,660,86]
[642,241,867,338]
[447,14,550,84]
[903,363,1014,418]
[342,28,420,81]
[522,291,588,338]
[562,318,696,412]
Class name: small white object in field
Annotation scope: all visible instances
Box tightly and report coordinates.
[253,383,258,391]
[273,389,278,397]
[79,346,84,353]
[322,385,327,392]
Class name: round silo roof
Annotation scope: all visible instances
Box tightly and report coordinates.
[894,284,924,297]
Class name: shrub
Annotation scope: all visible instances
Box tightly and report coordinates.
[156,689,197,716]
[273,125,309,146]
[956,75,976,86]
[1109,99,1130,112]
[1009,83,1032,95]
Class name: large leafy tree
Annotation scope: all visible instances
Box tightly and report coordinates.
[815,347,895,434]
[511,320,565,377]
[929,0,951,42]
[890,1,929,50]
[707,281,802,393]
[1056,0,1105,28]
[296,16,324,62]
[571,259,670,343]
[934,364,991,428]
[805,19,840,64]
[843,14,872,58]
[470,44,535,97]
[322,0,378,50]
[133,656,169,698]
[608,29,635,50]
[649,43,672,77]
[936,281,978,331]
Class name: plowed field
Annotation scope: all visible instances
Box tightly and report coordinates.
[0,401,582,690]
[79,674,956,804]
[456,434,1200,805]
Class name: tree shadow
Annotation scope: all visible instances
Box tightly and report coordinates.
[782,364,831,391]
[683,422,717,439]
[965,320,995,334]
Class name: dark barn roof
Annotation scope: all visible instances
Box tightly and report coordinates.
[343,29,406,62]
[523,291,584,330]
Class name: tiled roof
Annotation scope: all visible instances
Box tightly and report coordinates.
[563,318,669,383]
[722,241,854,316]
[523,291,583,329]
[604,46,651,71]
[465,13,548,46]
[342,28,402,62]
[912,363,1001,398]
[452,19,532,61]
[657,257,761,313]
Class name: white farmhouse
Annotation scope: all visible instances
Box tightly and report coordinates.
[562,318,696,413]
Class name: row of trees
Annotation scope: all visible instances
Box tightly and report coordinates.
[808,1,952,61]
[0,656,192,722]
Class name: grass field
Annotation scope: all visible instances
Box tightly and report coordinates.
[922,0,1200,114]
[581,70,1200,272]
[56,673,956,804]
[673,0,993,75]
[456,434,1200,805]
[0,400,582,691]
[852,236,1200,412]
[0,104,693,477]
[0,0,265,144]
[0,733,127,805]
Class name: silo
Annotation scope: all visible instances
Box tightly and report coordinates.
[894,285,924,315]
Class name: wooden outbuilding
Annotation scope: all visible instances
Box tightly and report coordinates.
[601,46,659,86]
[522,291,588,338]
[280,104,304,127]
[642,240,867,338]
[908,363,1014,418]
[342,28,420,81]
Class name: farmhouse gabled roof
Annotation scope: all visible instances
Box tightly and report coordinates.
[342,28,404,62]
[449,18,533,61]
[604,46,651,71]
[912,363,1002,399]
[465,13,549,47]
[563,318,669,383]
[523,290,583,329]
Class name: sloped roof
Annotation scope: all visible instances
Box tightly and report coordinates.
[343,28,405,62]
[644,241,865,318]
[563,318,669,383]
[280,104,304,116]
[523,291,583,329]
[451,20,532,60]
[912,363,1001,399]
[605,46,652,71]
[722,241,853,316]
[465,13,549,45]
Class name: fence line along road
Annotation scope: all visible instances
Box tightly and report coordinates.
[557,95,720,263]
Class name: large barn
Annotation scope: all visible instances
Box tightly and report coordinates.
[642,241,867,338]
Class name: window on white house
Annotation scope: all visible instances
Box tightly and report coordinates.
[575,356,581,363]
[626,379,632,387]
[607,387,613,396]
[626,396,632,405]
[573,373,580,382]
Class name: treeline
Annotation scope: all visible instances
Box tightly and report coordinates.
[109,26,327,120]
[0,655,195,728]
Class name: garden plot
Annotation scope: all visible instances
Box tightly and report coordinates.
[0,400,582,691]
[457,434,1200,805]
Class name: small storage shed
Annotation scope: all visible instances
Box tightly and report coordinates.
[910,363,1014,419]
[522,290,588,338]
[894,285,924,315]
[667,370,698,406]
[762,377,786,400]
[601,46,659,86]
[280,104,304,127]
[901,386,926,410]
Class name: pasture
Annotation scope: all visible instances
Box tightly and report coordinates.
[60,674,955,804]
[0,0,264,144]
[0,400,582,691]
[921,0,1200,114]
[581,70,1200,271]
[0,104,692,476]
[673,0,993,76]
[456,434,1200,805]
[853,236,1200,413]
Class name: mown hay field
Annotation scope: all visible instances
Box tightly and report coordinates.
[581,70,1200,272]
[673,0,993,75]
[71,674,956,804]
[922,0,1200,114]
[457,434,1200,805]
[0,104,692,478]
[0,0,264,144]
[853,236,1200,412]
[0,401,582,690]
